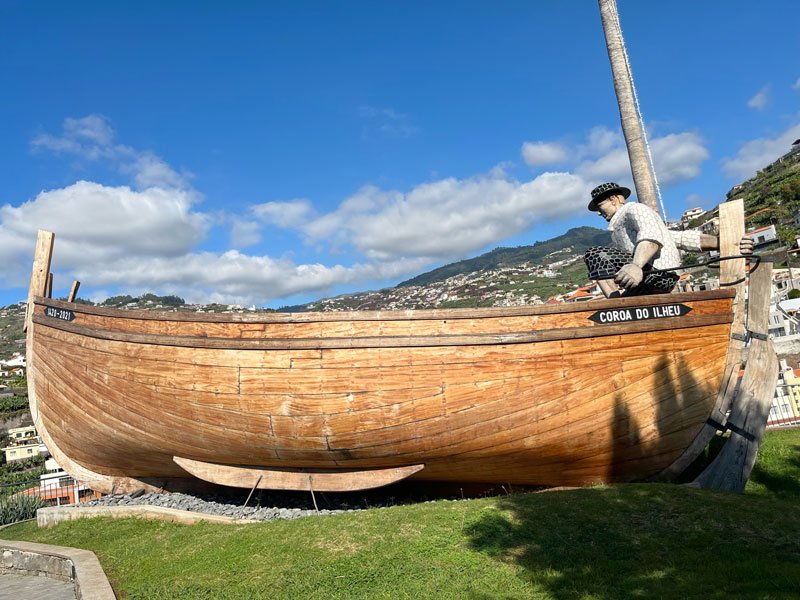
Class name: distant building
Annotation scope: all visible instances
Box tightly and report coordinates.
[681,207,706,227]
[6,425,36,443]
[699,216,719,235]
[772,270,800,299]
[562,282,602,302]
[18,458,102,505]
[0,353,26,368]
[770,360,800,428]
[1,425,44,462]
[748,224,778,246]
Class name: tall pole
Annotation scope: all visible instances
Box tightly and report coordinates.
[598,0,659,214]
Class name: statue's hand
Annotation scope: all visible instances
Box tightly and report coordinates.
[740,235,754,256]
[615,264,644,290]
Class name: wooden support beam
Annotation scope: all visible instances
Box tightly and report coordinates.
[655,199,747,481]
[45,272,53,299]
[693,260,777,492]
[24,230,55,333]
[67,281,81,303]
[719,199,746,289]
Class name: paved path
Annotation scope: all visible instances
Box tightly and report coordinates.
[0,572,76,600]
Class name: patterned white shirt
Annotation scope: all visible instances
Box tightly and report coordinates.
[607,202,684,270]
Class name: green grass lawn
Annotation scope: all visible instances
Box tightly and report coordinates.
[3,428,800,599]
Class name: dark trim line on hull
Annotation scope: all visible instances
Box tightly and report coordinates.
[33,312,733,350]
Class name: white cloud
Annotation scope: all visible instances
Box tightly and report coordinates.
[489,161,514,179]
[722,121,800,180]
[650,133,709,184]
[229,219,262,248]
[5,116,714,306]
[31,115,192,191]
[0,181,208,263]
[792,78,800,91]
[577,147,631,181]
[747,86,770,111]
[271,173,588,262]
[129,152,192,190]
[63,115,115,146]
[521,141,568,167]
[0,181,432,305]
[74,251,431,306]
[252,199,313,229]
[353,174,587,260]
[576,130,708,186]
[358,105,418,138]
[578,126,620,158]
[32,115,116,159]
[0,169,588,304]
[240,126,707,278]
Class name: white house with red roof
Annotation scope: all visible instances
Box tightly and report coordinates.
[748,224,778,246]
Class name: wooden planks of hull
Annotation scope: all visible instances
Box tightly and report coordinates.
[28,291,733,491]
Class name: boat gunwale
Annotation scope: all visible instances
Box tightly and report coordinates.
[33,288,735,324]
[32,311,733,350]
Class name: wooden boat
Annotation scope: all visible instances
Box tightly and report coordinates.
[22,5,776,497]
[25,226,764,495]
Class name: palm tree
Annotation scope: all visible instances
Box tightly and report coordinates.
[598,0,660,215]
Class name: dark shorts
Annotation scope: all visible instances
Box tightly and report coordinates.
[584,246,679,295]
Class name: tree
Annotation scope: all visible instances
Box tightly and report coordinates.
[102,295,135,306]
[598,0,659,213]
[776,224,798,248]
[787,289,800,300]
[9,375,26,389]
[682,252,699,267]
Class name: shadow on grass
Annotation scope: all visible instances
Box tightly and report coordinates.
[463,482,800,600]
[747,438,800,498]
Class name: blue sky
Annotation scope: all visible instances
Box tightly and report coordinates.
[1,1,798,307]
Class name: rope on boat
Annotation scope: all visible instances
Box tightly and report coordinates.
[589,254,763,285]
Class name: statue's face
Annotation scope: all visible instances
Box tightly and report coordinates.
[597,194,624,222]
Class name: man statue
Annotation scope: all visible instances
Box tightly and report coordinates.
[585,182,753,298]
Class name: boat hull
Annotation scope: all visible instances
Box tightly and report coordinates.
[28,291,735,492]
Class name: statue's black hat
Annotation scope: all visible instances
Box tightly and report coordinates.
[588,182,631,211]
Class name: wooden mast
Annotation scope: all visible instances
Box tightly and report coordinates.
[598,0,659,213]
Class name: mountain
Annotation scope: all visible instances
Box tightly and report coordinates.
[398,226,611,287]
[726,144,800,238]
[291,226,613,312]
[0,303,26,360]
[681,143,800,241]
